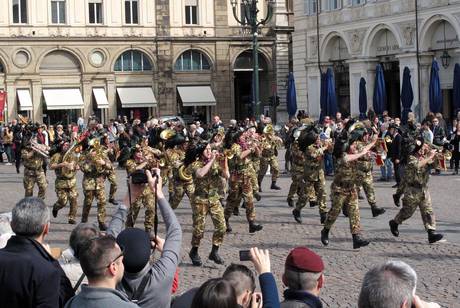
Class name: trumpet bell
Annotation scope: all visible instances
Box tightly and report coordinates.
[263,124,274,134]
[178,165,193,182]
[160,129,176,141]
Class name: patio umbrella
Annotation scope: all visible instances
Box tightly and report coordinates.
[359,77,367,120]
[453,63,460,115]
[429,59,443,113]
[286,72,298,118]
[320,71,327,121]
[373,64,386,115]
[400,66,414,125]
[325,67,338,118]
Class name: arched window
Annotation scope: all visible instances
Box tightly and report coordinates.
[174,50,211,71]
[114,50,152,72]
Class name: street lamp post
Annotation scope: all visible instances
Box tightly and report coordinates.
[231,0,274,118]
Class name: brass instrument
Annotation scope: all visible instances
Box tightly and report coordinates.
[30,139,50,159]
[223,148,235,160]
[160,129,176,140]
[384,135,392,144]
[18,114,29,125]
[263,124,274,134]
[348,121,365,134]
[426,143,452,170]
[178,165,193,182]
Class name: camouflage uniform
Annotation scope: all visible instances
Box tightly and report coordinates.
[190,160,226,247]
[393,155,436,231]
[250,151,261,195]
[258,134,281,184]
[21,147,47,199]
[297,144,327,215]
[50,152,78,221]
[104,146,117,201]
[125,159,156,232]
[323,156,362,235]
[287,142,305,203]
[355,141,378,208]
[168,148,195,209]
[79,152,111,225]
[225,144,256,222]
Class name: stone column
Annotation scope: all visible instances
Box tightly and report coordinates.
[31,79,42,122]
[5,78,16,122]
[275,32,290,123]
[305,62,322,118]
[347,58,379,117]
[106,77,117,119]
[82,77,93,120]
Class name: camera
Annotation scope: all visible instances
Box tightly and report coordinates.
[131,170,149,184]
[239,250,251,261]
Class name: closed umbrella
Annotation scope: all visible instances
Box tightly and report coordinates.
[286,72,298,118]
[400,66,414,125]
[453,63,460,115]
[429,59,443,113]
[325,68,338,118]
[320,71,327,121]
[373,64,386,115]
[359,77,367,120]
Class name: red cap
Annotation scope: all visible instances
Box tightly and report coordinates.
[285,247,324,273]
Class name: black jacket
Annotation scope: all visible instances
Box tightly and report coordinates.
[0,236,74,308]
[432,125,446,146]
[390,133,402,162]
[280,289,323,308]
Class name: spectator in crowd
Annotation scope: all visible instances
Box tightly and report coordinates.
[196,121,204,134]
[172,247,279,308]
[358,260,440,308]
[431,117,446,174]
[0,197,74,307]
[64,234,137,308]
[115,169,182,308]
[379,123,393,181]
[421,120,433,144]
[280,247,324,308]
[191,278,239,308]
[3,125,13,165]
[450,122,460,175]
[12,118,23,173]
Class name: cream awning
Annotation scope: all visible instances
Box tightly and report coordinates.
[177,86,216,107]
[17,89,33,111]
[117,87,157,108]
[93,88,109,109]
[43,88,84,110]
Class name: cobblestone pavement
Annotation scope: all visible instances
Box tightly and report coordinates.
[0,157,459,307]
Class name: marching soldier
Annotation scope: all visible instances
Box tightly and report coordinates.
[287,135,305,208]
[246,127,262,201]
[293,130,329,224]
[21,136,48,199]
[125,144,157,232]
[187,143,229,266]
[225,130,263,233]
[389,139,444,243]
[50,139,79,224]
[79,139,112,231]
[321,122,377,249]
[103,134,118,205]
[258,124,283,190]
[355,130,386,217]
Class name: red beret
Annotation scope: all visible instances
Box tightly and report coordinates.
[285,247,324,273]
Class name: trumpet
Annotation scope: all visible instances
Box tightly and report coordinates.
[30,140,50,159]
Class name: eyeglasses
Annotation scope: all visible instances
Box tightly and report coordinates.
[106,249,124,269]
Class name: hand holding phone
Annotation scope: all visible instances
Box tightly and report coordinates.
[239,250,251,261]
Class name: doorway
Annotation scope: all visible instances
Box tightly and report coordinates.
[234,71,253,120]
[334,64,350,117]
[382,61,401,118]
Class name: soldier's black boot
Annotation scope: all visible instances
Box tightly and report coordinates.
[393,194,401,207]
[98,222,108,231]
[270,181,281,190]
[233,206,239,216]
[287,197,294,208]
[428,230,444,244]
[320,212,327,224]
[52,206,59,218]
[249,221,263,233]
[342,205,349,217]
[389,220,399,237]
[371,206,386,217]
[209,245,224,265]
[292,209,302,224]
[258,181,262,192]
[225,218,232,233]
[109,199,119,205]
[254,192,262,201]
[309,201,317,208]
[352,234,370,249]
[321,228,330,246]
[189,247,202,266]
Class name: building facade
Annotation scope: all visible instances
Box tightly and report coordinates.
[0,0,293,124]
[293,0,460,121]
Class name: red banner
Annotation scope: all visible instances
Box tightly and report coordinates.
[0,90,6,122]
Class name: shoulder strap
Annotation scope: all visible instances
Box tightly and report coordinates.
[73,273,86,293]
[122,272,151,303]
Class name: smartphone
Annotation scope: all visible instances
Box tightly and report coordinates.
[239,250,251,261]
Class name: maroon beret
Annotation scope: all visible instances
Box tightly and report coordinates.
[285,247,324,273]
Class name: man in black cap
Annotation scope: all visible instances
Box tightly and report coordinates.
[281,247,325,308]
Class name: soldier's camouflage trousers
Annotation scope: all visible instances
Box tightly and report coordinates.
[191,199,226,247]
[297,173,328,215]
[24,170,47,199]
[170,182,195,209]
[394,188,436,231]
[357,170,376,206]
[53,187,78,220]
[324,185,361,234]
[394,165,407,198]
[258,156,279,183]
[251,160,260,193]
[288,171,304,200]
[225,174,256,222]
[82,189,106,224]
[107,171,117,200]
[126,187,156,232]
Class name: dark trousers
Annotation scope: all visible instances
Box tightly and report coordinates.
[393,161,401,184]
[14,143,21,172]
[453,152,460,171]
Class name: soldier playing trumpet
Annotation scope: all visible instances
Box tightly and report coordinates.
[21,134,48,200]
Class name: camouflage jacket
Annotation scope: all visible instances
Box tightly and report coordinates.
[228,143,251,176]
[79,152,111,190]
[191,160,224,202]
[356,141,373,173]
[125,158,157,176]
[290,142,305,172]
[332,155,357,189]
[21,148,45,171]
[404,155,430,188]
[304,144,324,181]
[50,152,78,189]
[261,134,281,157]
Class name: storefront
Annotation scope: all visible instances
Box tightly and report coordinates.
[116,87,157,122]
[177,85,216,124]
